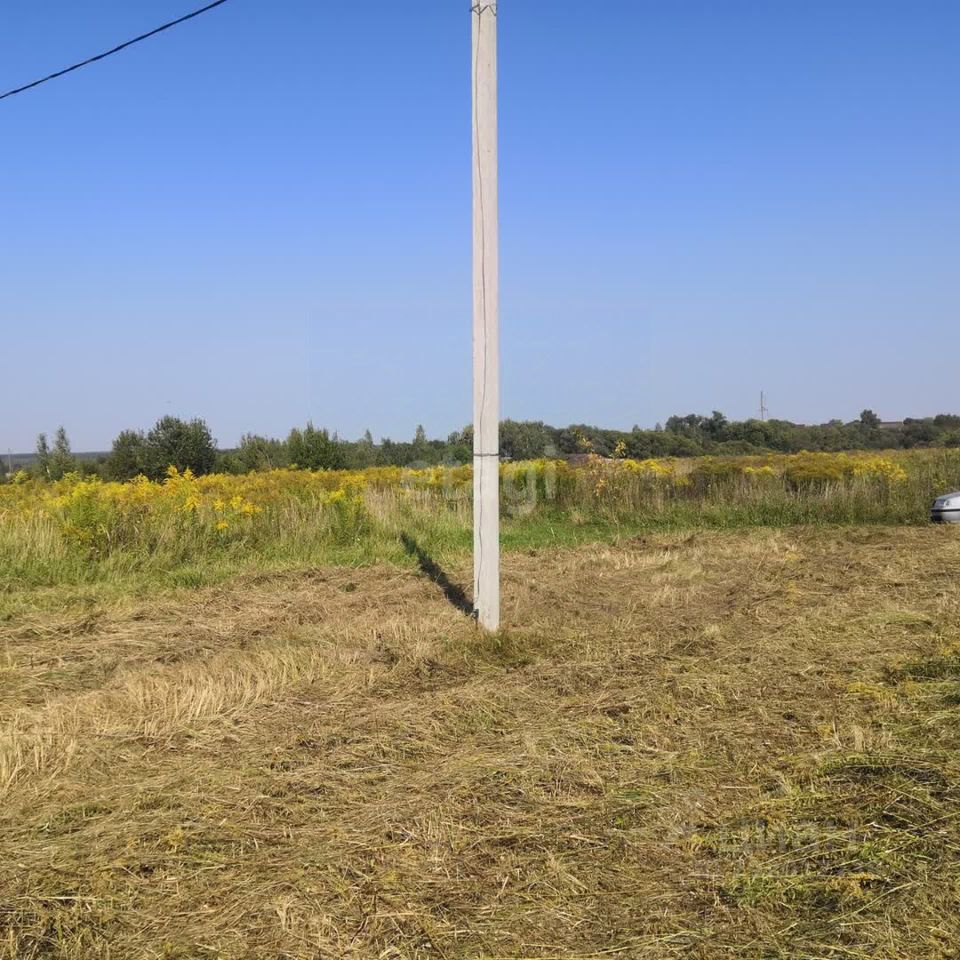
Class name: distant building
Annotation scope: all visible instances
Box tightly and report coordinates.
[879,421,904,431]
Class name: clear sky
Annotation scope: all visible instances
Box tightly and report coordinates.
[1,0,957,451]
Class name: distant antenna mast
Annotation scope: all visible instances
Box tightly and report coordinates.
[759,391,768,422]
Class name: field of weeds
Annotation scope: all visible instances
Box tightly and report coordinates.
[2,449,960,616]
[1,524,960,958]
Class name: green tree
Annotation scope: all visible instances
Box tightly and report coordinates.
[236,434,288,472]
[499,420,556,461]
[411,424,429,462]
[106,430,148,480]
[286,423,344,471]
[48,426,76,480]
[35,433,51,479]
[703,411,729,442]
[348,429,378,468]
[143,416,217,478]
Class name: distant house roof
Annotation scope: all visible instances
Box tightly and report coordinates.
[879,421,904,431]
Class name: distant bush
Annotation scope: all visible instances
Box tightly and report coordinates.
[106,417,217,481]
[106,430,149,481]
[286,423,345,471]
[33,427,77,481]
[235,434,289,472]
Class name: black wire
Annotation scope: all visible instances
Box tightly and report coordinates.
[0,0,234,102]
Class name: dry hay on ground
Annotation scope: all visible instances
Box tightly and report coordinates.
[1,527,959,958]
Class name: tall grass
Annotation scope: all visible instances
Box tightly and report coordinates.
[1,450,958,600]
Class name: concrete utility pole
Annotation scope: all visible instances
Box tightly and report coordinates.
[472,1,500,631]
[760,391,768,422]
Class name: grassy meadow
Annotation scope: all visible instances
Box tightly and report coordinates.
[2,450,960,958]
[2,448,959,615]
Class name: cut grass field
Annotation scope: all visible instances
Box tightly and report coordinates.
[2,525,960,958]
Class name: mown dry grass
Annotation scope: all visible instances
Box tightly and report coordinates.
[1,526,959,958]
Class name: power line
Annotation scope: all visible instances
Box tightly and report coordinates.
[0,0,234,103]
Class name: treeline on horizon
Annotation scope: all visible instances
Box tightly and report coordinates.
[6,410,960,483]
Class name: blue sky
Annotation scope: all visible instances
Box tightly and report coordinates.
[1,0,957,451]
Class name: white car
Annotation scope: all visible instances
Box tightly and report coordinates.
[932,493,960,524]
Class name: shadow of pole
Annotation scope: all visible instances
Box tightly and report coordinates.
[400,533,476,619]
